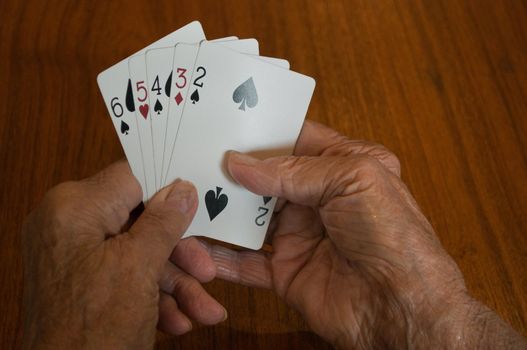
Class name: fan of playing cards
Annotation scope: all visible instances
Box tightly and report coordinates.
[97,21,315,249]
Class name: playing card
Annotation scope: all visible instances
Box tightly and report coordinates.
[128,36,243,196]
[128,54,157,197]
[210,36,238,42]
[159,40,264,187]
[161,50,289,187]
[214,38,259,54]
[147,39,260,189]
[97,21,205,200]
[145,48,175,191]
[256,56,290,69]
[167,42,315,249]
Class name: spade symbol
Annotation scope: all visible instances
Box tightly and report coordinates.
[263,196,272,205]
[154,99,163,115]
[120,120,129,135]
[232,77,258,111]
[165,72,173,97]
[205,186,228,221]
[125,79,135,112]
[190,89,199,104]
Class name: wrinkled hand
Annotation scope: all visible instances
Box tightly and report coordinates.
[192,121,524,348]
[23,161,226,350]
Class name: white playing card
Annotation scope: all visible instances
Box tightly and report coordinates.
[162,47,289,189]
[147,39,260,190]
[161,51,289,187]
[129,37,242,197]
[97,21,205,201]
[159,39,263,187]
[128,55,157,198]
[210,36,238,42]
[167,42,315,249]
[256,56,290,69]
[145,48,175,191]
[216,38,259,54]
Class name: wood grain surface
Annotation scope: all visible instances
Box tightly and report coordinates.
[1,0,526,348]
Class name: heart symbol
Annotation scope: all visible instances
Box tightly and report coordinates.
[139,104,149,119]
[205,187,228,221]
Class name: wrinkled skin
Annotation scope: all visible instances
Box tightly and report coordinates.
[195,121,526,349]
[23,121,526,349]
[23,164,226,350]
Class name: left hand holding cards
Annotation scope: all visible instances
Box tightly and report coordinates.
[23,161,226,348]
[97,21,316,249]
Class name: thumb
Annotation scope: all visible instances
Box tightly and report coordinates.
[128,180,198,268]
[227,151,385,208]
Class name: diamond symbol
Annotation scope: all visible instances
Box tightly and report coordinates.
[175,92,183,105]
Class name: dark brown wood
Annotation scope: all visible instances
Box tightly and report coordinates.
[1,0,526,348]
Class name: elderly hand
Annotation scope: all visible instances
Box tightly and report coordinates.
[23,122,526,349]
[23,161,226,350]
[192,121,526,349]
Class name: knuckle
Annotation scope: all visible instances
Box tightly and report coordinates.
[388,153,401,174]
[41,181,83,221]
[174,274,195,296]
[376,147,401,175]
[351,155,387,181]
[364,143,401,176]
[338,140,402,176]
[169,269,200,302]
[81,169,114,198]
[23,181,84,244]
[81,165,112,186]
[162,266,181,293]
[353,155,384,172]
[83,171,136,228]
[82,165,118,191]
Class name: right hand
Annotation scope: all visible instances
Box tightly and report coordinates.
[170,121,526,349]
[171,121,471,348]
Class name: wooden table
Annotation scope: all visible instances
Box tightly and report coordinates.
[1,0,526,348]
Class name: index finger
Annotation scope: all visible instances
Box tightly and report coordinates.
[294,120,348,156]
[295,120,401,176]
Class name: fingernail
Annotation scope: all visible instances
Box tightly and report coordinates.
[167,180,195,214]
[222,307,228,322]
[229,151,258,166]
